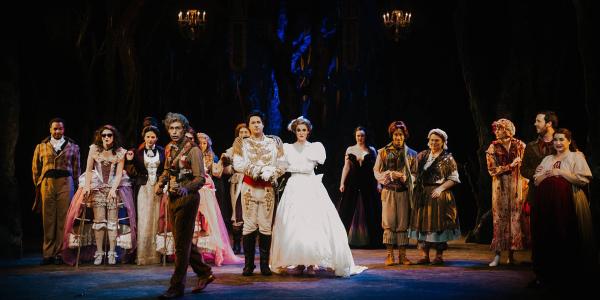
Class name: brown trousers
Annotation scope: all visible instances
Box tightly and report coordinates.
[168,192,212,289]
[41,176,74,258]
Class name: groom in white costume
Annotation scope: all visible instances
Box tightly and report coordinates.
[233,110,285,276]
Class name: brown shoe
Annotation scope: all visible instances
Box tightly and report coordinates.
[430,257,444,265]
[384,245,396,266]
[416,257,430,265]
[398,255,412,265]
[398,248,412,265]
[305,265,316,276]
[158,287,184,299]
[385,253,396,266]
[191,274,215,294]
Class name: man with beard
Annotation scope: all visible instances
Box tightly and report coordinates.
[520,110,557,288]
[155,113,214,298]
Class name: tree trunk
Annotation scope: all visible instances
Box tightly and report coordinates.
[0,42,22,258]
[454,0,493,243]
[573,0,600,246]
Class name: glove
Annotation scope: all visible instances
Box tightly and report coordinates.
[260,166,276,181]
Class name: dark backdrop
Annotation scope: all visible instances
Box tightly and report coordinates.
[2,0,598,257]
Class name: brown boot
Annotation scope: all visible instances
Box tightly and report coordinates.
[398,247,412,265]
[384,244,396,266]
[431,250,444,265]
[191,274,215,294]
[416,247,430,264]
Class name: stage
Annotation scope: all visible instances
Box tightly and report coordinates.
[1,239,558,300]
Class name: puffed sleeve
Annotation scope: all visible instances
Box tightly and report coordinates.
[444,154,460,183]
[116,148,127,161]
[306,142,326,164]
[572,151,592,185]
[232,136,252,176]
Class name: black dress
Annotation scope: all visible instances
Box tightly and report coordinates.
[337,146,383,248]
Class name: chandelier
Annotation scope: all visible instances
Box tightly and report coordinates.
[177,9,207,41]
[383,10,412,41]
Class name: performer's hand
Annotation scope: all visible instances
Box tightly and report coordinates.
[108,188,118,200]
[550,168,563,177]
[535,165,544,174]
[260,166,275,181]
[126,150,134,161]
[82,185,91,197]
[509,157,522,168]
[154,184,163,195]
[431,187,444,199]
[398,172,407,183]
[339,184,345,193]
[177,187,189,196]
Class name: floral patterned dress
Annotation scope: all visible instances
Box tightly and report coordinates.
[486,138,530,251]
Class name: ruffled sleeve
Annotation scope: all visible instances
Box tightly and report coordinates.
[306,142,326,164]
[116,147,127,161]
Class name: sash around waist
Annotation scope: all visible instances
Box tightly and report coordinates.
[243,175,272,188]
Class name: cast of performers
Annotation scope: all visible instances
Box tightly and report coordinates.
[32,118,80,265]
[532,128,595,286]
[270,117,367,277]
[485,119,529,267]
[233,110,286,276]
[61,125,136,265]
[155,113,214,299]
[124,125,165,265]
[409,129,461,265]
[338,127,383,248]
[373,121,417,266]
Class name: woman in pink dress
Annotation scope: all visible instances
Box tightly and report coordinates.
[156,131,242,266]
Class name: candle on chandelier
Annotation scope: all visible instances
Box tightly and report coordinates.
[178,11,182,21]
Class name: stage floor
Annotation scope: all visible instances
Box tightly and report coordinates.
[0,239,558,299]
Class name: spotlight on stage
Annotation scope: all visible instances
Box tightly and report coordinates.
[382,9,412,42]
[177,9,207,41]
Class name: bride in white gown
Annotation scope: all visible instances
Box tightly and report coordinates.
[270,116,367,277]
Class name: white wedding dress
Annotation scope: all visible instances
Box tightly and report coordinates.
[270,142,367,277]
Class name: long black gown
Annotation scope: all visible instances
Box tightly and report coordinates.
[337,147,383,248]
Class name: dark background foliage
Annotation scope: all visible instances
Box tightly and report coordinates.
[1,0,598,257]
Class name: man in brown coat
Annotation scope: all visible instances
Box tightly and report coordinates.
[32,118,80,265]
[155,112,214,299]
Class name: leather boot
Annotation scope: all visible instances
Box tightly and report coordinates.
[232,225,242,255]
[242,231,257,276]
[258,233,272,276]
[398,247,412,265]
[191,274,216,294]
[384,244,396,266]
[158,285,184,299]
